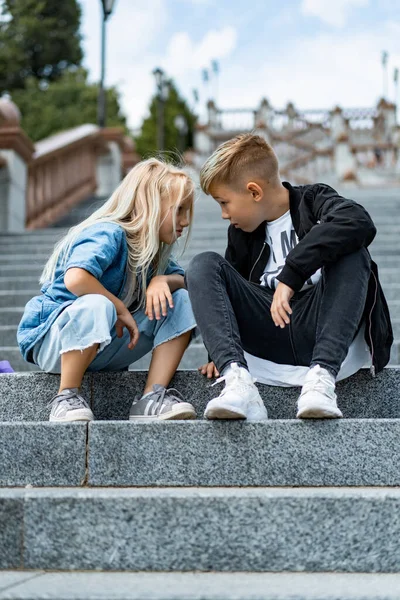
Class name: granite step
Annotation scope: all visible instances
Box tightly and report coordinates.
[3,418,400,488]
[0,277,40,291]
[3,571,400,600]
[3,487,400,572]
[1,369,399,422]
[0,308,28,326]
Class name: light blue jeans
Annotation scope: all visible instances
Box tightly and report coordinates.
[32,290,197,373]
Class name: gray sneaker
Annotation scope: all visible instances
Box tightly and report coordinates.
[48,388,94,422]
[129,384,196,421]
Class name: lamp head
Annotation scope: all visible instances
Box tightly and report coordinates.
[102,0,116,18]
[153,67,164,89]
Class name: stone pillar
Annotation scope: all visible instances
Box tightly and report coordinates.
[286,102,297,129]
[330,106,348,140]
[207,100,219,129]
[0,97,34,232]
[96,128,124,197]
[255,98,273,142]
[334,134,357,181]
[376,98,397,142]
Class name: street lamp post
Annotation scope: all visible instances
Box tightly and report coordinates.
[153,68,168,152]
[174,114,188,155]
[98,0,116,128]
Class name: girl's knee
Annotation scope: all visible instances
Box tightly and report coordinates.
[171,288,190,306]
[66,294,116,328]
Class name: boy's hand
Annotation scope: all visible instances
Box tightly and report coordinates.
[146,275,174,320]
[199,361,220,379]
[115,309,140,349]
[271,282,294,328]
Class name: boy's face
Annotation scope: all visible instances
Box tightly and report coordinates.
[210,182,265,232]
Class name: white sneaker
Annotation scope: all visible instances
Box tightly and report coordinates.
[204,363,268,421]
[296,365,343,419]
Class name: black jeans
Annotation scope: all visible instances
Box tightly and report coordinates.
[185,249,371,377]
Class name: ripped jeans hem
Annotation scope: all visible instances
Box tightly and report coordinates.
[152,324,198,350]
[59,335,112,356]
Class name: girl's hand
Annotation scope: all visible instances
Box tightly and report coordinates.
[146,275,174,320]
[115,309,140,349]
[271,282,294,328]
[198,361,220,379]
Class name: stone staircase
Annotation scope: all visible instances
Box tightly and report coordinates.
[2,187,400,598]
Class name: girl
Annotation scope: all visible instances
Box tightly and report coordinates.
[17,158,198,422]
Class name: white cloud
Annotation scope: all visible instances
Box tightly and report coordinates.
[164,27,237,74]
[301,0,369,27]
[213,24,400,116]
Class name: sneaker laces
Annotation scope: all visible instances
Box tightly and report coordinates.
[133,385,185,415]
[301,367,336,400]
[47,388,90,410]
[211,363,257,397]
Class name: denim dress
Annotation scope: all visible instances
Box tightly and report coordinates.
[17,222,196,372]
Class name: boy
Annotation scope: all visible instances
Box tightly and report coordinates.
[186,134,393,420]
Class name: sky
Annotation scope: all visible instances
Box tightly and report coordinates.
[80,0,400,131]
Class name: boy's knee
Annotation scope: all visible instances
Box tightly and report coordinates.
[186,252,222,286]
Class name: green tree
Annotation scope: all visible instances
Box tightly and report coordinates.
[0,0,83,93]
[135,80,197,158]
[12,69,127,142]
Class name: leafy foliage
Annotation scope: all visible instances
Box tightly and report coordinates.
[0,0,83,92]
[12,69,127,142]
[135,80,197,158]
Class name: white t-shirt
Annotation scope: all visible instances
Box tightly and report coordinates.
[260,210,321,291]
[247,210,371,386]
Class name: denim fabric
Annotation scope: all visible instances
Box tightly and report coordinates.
[17,221,184,364]
[32,289,196,373]
[186,249,370,377]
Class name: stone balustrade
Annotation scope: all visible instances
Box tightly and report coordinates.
[0,97,140,232]
[195,97,400,186]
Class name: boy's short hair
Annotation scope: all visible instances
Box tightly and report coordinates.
[200,133,280,195]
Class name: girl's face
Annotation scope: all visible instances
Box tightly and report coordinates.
[159,196,192,245]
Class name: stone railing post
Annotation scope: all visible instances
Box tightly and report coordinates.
[330,106,348,140]
[334,133,357,181]
[95,128,125,197]
[0,97,34,232]
[207,100,219,130]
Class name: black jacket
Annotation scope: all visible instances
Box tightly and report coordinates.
[225,182,393,374]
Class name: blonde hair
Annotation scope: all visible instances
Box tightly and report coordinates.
[40,158,194,308]
[200,133,280,194]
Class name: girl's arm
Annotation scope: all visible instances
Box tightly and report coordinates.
[164,273,185,292]
[145,274,185,321]
[65,267,126,312]
[65,267,139,348]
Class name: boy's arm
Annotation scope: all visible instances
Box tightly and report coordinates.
[277,184,376,292]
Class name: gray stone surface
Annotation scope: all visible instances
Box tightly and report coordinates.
[15,487,400,571]
[0,276,40,291]
[88,419,400,487]
[0,573,43,596]
[3,571,400,599]
[0,492,23,568]
[0,308,27,326]
[0,373,91,421]
[92,368,400,420]
[0,423,87,486]
[2,368,400,421]
[0,291,38,308]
